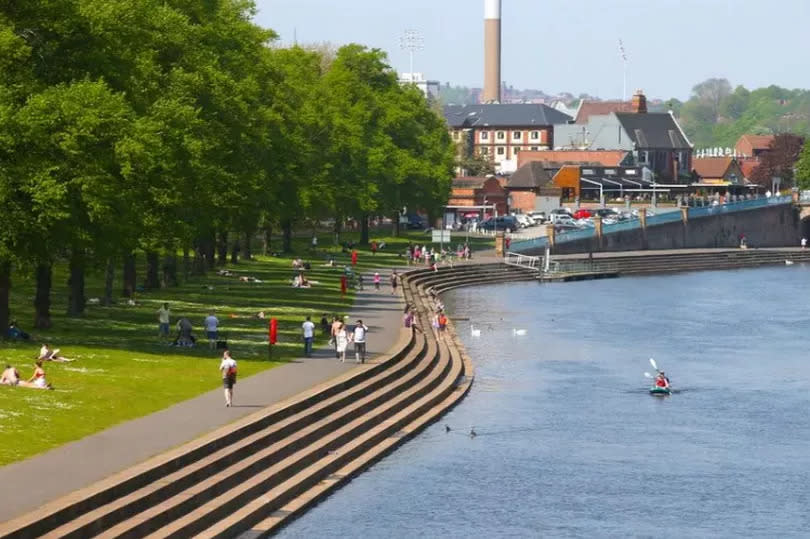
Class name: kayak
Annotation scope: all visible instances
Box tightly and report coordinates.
[649,386,671,396]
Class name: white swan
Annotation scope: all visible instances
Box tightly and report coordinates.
[471,325,481,337]
[512,329,527,336]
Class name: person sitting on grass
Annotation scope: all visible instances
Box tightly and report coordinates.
[26,360,53,390]
[174,317,195,347]
[1,364,20,386]
[7,320,31,341]
[39,344,74,362]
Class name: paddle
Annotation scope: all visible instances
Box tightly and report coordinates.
[649,358,659,372]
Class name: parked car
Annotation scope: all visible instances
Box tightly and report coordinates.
[479,216,519,232]
[550,213,577,226]
[405,215,427,229]
[549,208,572,216]
[528,210,547,224]
[513,214,533,228]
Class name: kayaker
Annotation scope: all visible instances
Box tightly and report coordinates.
[655,372,670,389]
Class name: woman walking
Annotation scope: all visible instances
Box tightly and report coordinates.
[390,270,399,295]
[373,272,381,290]
[335,322,351,363]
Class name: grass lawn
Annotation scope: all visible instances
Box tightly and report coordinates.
[0,229,492,465]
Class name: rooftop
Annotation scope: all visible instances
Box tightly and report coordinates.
[614,112,691,150]
[444,104,572,129]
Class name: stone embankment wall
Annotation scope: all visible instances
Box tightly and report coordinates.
[545,204,801,255]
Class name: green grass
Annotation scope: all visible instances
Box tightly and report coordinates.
[0,230,492,465]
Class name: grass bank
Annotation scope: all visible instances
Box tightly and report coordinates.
[0,230,492,465]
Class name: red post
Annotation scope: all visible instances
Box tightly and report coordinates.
[269,318,278,359]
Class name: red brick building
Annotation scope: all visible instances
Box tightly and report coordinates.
[448,176,508,216]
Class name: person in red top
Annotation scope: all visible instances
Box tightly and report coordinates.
[340,275,348,297]
[655,372,670,388]
[351,249,358,266]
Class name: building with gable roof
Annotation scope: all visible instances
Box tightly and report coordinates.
[444,103,572,174]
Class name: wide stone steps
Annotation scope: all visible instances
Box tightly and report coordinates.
[2,271,474,538]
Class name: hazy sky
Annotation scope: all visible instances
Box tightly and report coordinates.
[254,0,810,101]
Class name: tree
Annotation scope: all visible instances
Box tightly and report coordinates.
[749,134,805,188]
[691,78,732,122]
[792,140,810,190]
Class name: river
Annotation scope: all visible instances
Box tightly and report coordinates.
[278,265,810,538]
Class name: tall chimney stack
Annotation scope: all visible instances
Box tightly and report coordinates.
[483,0,501,103]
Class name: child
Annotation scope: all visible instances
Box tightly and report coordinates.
[373,272,381,290]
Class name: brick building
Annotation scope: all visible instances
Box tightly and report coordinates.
[448,176,508,216]
[444,104,572,174]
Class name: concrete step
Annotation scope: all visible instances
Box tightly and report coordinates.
[139,334,450,538]
[202,339,465,538]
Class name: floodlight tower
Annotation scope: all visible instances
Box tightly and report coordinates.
[400,29,424,78]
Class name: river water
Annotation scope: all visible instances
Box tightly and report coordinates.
[278,266,810,538]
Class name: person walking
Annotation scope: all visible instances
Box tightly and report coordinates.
[353,319,369,363]
[204,312,219,350]
[331,316,342,359]
[802,237,807,249]
[335,322,350,363]
[351,249,358,266]
[219,350,237,407]
[373,272,381,290]
[302,316,316,357]
[157,302,171,339]
[390,270,399,295]
[340,274,348,297]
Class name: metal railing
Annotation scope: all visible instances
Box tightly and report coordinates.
[504,252,542,272]
[509,196,793,254]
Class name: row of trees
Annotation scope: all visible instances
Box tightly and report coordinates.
[0,1,455,330]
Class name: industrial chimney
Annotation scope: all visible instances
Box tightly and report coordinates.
[483,0,501,103]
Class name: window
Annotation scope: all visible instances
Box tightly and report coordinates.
[513,131,522,139]
[531,131,540,139]
[480,147,489,155]
[583,168,594,175]
[497,147,505,155]
[514,147,521,155]
[638,151,650,165]
[497,131,505,140]
[530,146,539,151]
[604,169,616,175]
[481,131,489,141]
[452,131,459,140]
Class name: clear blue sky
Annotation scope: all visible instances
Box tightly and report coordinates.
[254,0,810,101]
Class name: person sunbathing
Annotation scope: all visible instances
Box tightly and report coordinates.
[1,364,20,386]
[26,360,52,389]
[39,344,74,362]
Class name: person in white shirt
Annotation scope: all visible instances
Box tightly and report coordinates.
[353,320,369,364]
[302,316,316,357]
[204,312,219,350]
[157,303,171,338]
[219,350,237,407]
[335,323,350,363]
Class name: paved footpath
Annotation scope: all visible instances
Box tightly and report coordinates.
[0,268,407,524]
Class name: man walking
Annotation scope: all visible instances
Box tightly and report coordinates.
[157,302,171,339]
[353,319,369,364]
[219,350,237,407]
[302,315,315,357]
[331,316,342,359]
[204,312,219,350]
[390,270,399,295]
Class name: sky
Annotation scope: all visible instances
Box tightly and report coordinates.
[254,0,810,101]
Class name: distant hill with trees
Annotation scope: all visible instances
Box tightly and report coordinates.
[669,79,810,149]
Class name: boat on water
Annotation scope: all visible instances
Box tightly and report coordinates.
[649,386,671,396]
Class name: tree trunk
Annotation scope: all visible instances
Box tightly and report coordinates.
[282,219,293,253]
[262,225,272,256]
[33,262,53,329]
[243,230,252,260]
[103,259,114,307]
[183,247,191,281]
[122,253,136,297]
[163,255,179,287]
[0,261,10,337]
[145,251,160,289]
[205,232,216,270]
[333,218,341,246]
[67,252,86,317]
[391,212,400,237]
[230,240,239,264]
[217,231,228,265]
[360,214,370,245]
